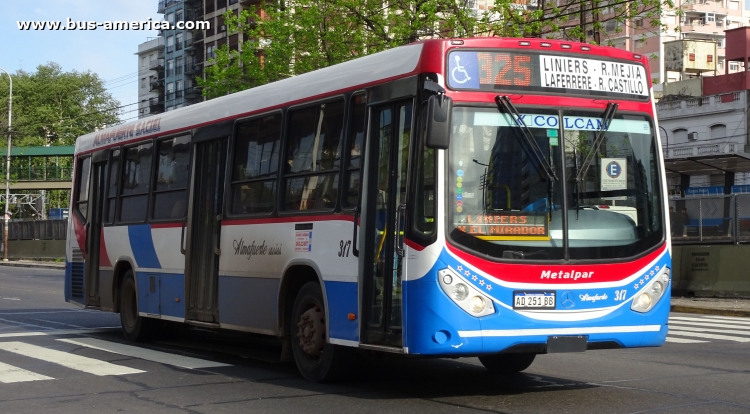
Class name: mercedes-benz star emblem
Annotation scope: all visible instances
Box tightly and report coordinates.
[561,291,575,309]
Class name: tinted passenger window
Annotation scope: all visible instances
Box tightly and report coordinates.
[231,114,282,214]
[153,135,190,220]
[283,100,344,211]
[75,157,92,220]
[119,142,153,222]
[345,94,367,207]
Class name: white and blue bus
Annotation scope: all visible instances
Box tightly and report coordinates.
[67,38,671,382]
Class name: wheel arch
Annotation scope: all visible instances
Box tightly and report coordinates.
[277,259,327,339]
[111,256,137,313]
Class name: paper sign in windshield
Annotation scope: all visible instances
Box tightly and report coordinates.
[601,158,627,191]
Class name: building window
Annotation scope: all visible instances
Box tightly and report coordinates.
[176,32,183,51]
[710,124,726,139]
[166,12,174,24]
[673,128,688,142]
[141,77,146,89]
[175,9,183,22]
[167,36,174,53]
[176,57,183,75]
[166,59,174,77]
[206,43,216,60]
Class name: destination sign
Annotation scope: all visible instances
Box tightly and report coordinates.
[447,50,649,99]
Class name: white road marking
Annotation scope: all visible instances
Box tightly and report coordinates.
[665,337,708,344]
[0,361,53,383]
[669,321,750,332]
[58,338,230,369]
[669,326,750,337]
[665,329,750,343]
[0,342,144,376]
[670,316,750,325]
[0,328,119,338]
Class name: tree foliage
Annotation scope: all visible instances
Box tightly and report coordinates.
[200,0,673,98]
[0,63,119,217]
[0,62,120,147]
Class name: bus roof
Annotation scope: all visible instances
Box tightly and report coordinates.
[76,37,650,155]
[75,42,426,154]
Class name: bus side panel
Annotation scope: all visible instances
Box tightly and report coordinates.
[324,281,359,342]
[218,276,279,333]
[219,219,358,339]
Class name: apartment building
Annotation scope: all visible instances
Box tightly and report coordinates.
[135,37,165,118]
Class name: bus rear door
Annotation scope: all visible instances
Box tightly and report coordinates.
[81,150,108,308]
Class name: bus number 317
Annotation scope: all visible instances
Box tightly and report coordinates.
[338,240,351,257]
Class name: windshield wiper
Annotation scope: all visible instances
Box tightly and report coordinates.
[495,95,558,181]
[575,102,619,182]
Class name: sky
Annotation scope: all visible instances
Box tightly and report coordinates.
[0,1,161,123]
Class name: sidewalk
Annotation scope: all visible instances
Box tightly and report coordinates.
[0,260,65,269]
[671,296,750,317]
[0,260,748,317]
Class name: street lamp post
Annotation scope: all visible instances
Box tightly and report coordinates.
[659,125,669,158]
[0,68,12,261]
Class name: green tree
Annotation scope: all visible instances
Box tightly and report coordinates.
[200,0,673,98]
[0,63,119,217]
[0,62,120,147]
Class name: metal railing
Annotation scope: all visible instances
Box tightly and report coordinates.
[670,194,750,244]
[0,166,73,181]
[0,219,67,241]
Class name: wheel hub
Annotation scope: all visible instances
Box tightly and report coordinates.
[297,305,325,358]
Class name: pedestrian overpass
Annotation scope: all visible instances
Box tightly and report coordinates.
[0,146,74,190]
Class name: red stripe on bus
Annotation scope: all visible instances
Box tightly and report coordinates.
[99,227,112,267]
[223,214,355,226]
[151,222,184,229]
[72,214,86,259]
[405,239,426,251]
[446,242,667,284]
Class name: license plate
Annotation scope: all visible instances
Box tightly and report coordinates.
[513,291,555,309]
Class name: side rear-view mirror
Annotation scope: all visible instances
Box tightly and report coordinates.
[425,94,452,150]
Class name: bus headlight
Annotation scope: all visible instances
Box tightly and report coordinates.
[452,283,469,301]
[438,268,495,317]
[470,296,486,313]
[631,268,670,313]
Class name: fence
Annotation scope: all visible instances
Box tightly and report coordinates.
[670,194,750,244]
[0,219,67,241]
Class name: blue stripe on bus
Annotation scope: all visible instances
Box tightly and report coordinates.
[324,281,359,342]
[128,224,161,269]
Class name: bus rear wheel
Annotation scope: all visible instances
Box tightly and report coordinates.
[119,270,156,342]
[478,353,536,374]
[290,282,352,382]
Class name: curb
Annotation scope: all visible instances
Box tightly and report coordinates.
[670,305,750,318]
[0,261,65,270]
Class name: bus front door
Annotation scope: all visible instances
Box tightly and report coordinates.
[184,138,227,324]
[361,100,413,348]
[83,156,107,308]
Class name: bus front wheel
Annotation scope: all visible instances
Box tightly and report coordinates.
[119,270,156,342]
[478,353,536,374]
[290,282,352,382]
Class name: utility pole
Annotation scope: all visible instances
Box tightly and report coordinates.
[0,68,11,262]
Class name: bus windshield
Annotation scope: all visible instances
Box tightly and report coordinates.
[448,106,664,261]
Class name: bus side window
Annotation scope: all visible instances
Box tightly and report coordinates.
[283,100,344,211]
[231,113,282,214]
[105,149,120,224]
[74,156,92,221]
[344,94,367,208]
[152,135,191,220]
[119,142,153,222]
[415,102,435,235]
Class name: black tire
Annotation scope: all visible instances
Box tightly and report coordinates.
[119,270,157,342]
[478,353,536,374]
[290,282,353,382]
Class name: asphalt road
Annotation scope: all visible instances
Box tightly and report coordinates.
[1,266,749,414]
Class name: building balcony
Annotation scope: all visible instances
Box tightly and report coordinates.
[681,21,726,35]
[184,87,202,99]
[184,63,202,75]
[681,0,728,14]
[149,97,165,114]
[150,79,165,91]
[157,0,184,13]
[148,58,164,71]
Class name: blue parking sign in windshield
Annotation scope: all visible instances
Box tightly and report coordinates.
[448,52,480,89]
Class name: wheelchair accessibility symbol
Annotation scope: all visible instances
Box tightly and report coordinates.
[451,55,472,84]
